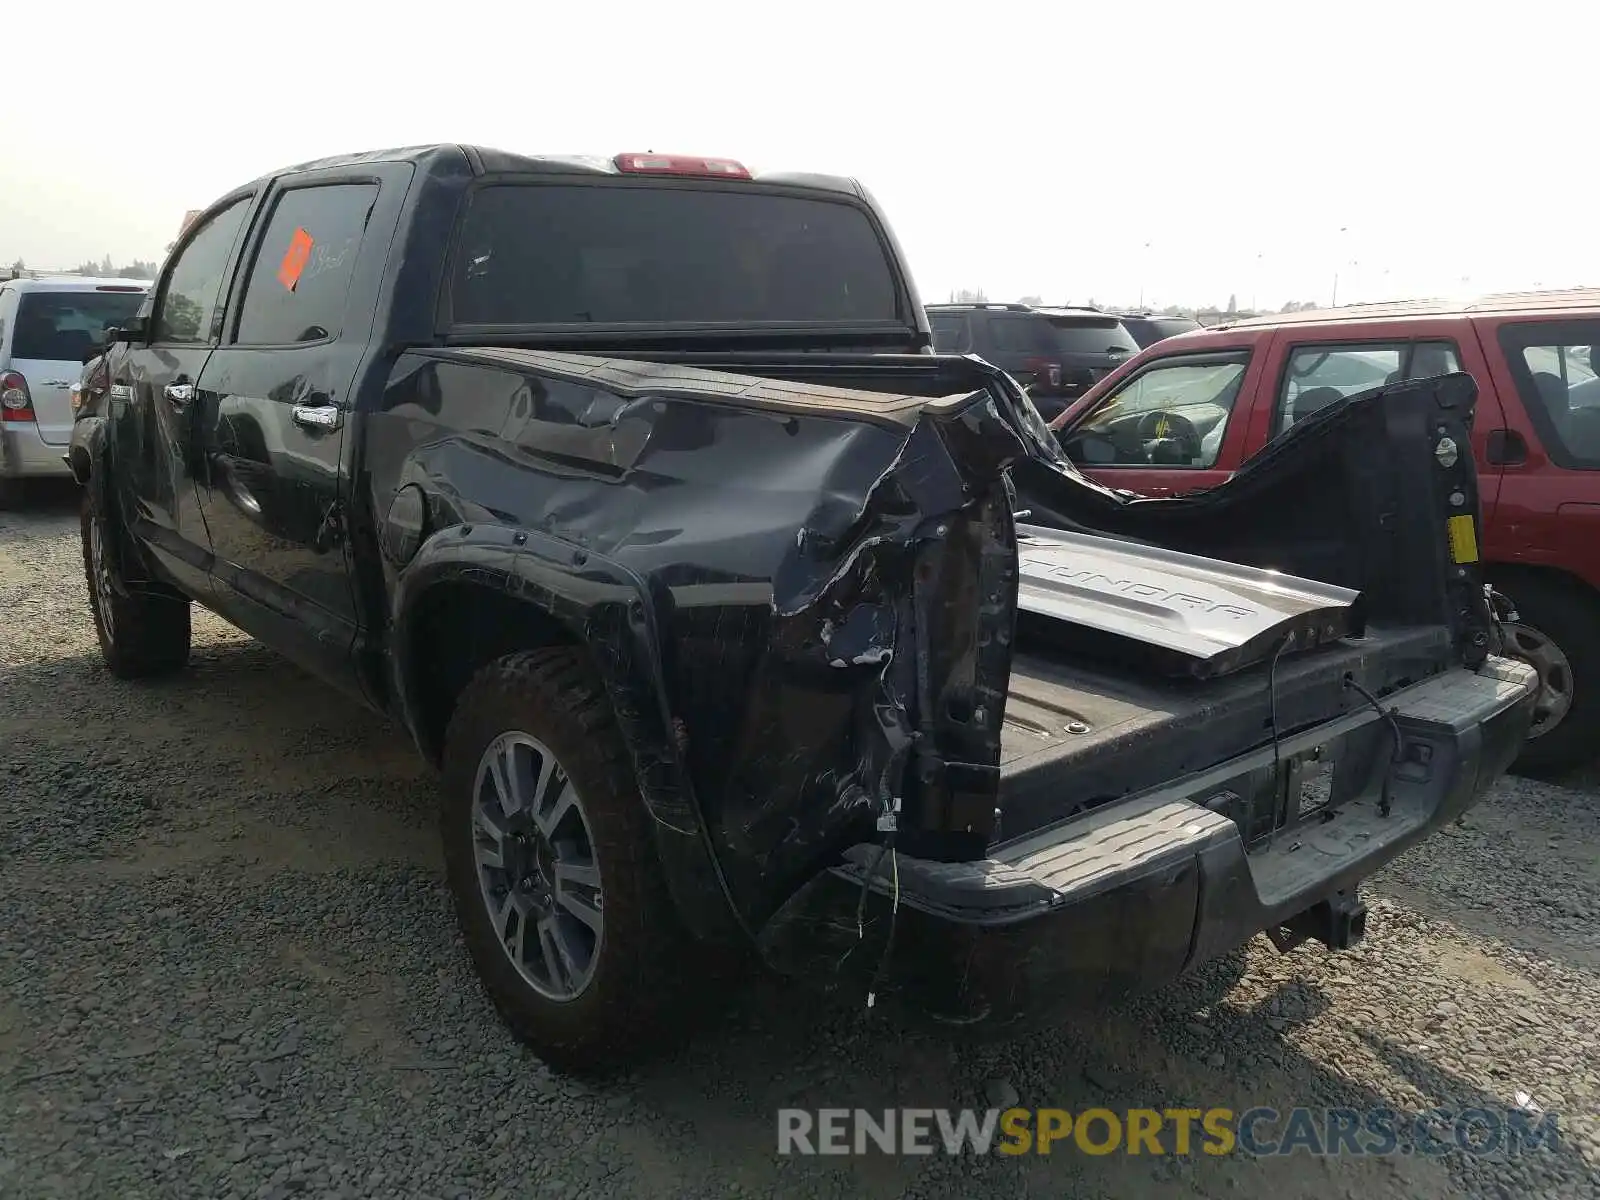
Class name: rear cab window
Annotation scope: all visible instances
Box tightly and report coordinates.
[447,182,902,328]
[11,289,146,362]
[1497,319,1600,468]
[1061,351,1251,469]
[1275,339,1461,433]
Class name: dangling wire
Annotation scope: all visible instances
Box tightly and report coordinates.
[866,845,900,1010]
[1344,675,1403,818]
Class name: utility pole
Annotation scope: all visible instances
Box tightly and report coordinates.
[1331,226,1348,306]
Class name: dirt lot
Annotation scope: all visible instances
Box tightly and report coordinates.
[2,485,1599,1200]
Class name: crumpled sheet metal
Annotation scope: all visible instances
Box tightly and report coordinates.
[378,349,1028,932]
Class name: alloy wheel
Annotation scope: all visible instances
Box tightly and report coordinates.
[88,509,116,642]
[470,732,603,1001]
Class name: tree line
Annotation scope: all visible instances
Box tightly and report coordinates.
[8,255,160,280]
[951,288,1325,319]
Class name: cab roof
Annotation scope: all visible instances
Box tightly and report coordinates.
[256,143,868,201]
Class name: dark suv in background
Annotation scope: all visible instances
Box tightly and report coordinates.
[925,302,1139,421]
[1112,310,1203,348]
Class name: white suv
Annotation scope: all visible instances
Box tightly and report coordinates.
[0,275,149,505]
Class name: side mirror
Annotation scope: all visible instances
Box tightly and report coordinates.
[107,315,148,344]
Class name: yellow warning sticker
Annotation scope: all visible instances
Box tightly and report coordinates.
[1447,514,1480,564]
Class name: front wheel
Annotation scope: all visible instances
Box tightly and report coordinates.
[80,485,191,678]
[439,648,685,1072]
[1497,577,1600,774]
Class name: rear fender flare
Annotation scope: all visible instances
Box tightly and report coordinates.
[390,522,747,944]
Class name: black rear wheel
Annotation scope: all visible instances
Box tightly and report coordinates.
[80,486,191,678]
[440,648,685,1072]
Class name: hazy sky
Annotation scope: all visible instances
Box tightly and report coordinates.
[3,0,1591,310]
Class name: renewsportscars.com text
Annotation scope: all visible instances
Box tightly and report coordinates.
[776,1106,1562,1158]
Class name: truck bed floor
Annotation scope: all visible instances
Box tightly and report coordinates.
[997,625,1452,841]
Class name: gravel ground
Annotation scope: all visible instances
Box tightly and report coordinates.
[2,484,1598,1200]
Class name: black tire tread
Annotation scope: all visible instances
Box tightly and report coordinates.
[80,487,191,679]
[440,647,685,1073]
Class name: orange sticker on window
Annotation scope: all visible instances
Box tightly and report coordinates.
[276,227,315,291]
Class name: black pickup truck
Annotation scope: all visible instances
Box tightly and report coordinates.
[69,144,1537,1070]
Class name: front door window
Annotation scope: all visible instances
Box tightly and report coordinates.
[154,198,251,344]
[1061,354,1250,469]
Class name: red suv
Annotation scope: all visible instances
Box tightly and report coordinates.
[1050,289,1600,772]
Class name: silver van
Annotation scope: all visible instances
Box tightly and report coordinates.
[0,276,149,504]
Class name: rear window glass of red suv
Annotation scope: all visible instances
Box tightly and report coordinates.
[1498,319,1600,469]
[447,183,901,328]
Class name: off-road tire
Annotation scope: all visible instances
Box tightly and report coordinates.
[440,648,685,1073]
[80,485,191,678]
[1499,575,1600,774]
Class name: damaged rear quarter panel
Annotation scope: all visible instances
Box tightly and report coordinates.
[369,349,1025,929]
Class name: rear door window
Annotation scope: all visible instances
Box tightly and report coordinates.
[449,183,901,327]
[1275,340,1461,431]
[11,290,145,361]
[235,183,379,345]
[1498,319,1600,469]
[1062,352,1251,469]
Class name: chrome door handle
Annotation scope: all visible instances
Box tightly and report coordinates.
[163,382,194,406]
[291,404,342,432]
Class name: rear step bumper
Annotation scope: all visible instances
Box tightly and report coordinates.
[756,657,1537,1025]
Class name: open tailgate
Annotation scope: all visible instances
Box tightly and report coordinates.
[1015,525,1363,680]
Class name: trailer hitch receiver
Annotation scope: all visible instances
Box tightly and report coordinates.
[1267,890,1369,954]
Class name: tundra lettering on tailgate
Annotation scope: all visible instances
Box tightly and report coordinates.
[1039,565,1258,620]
